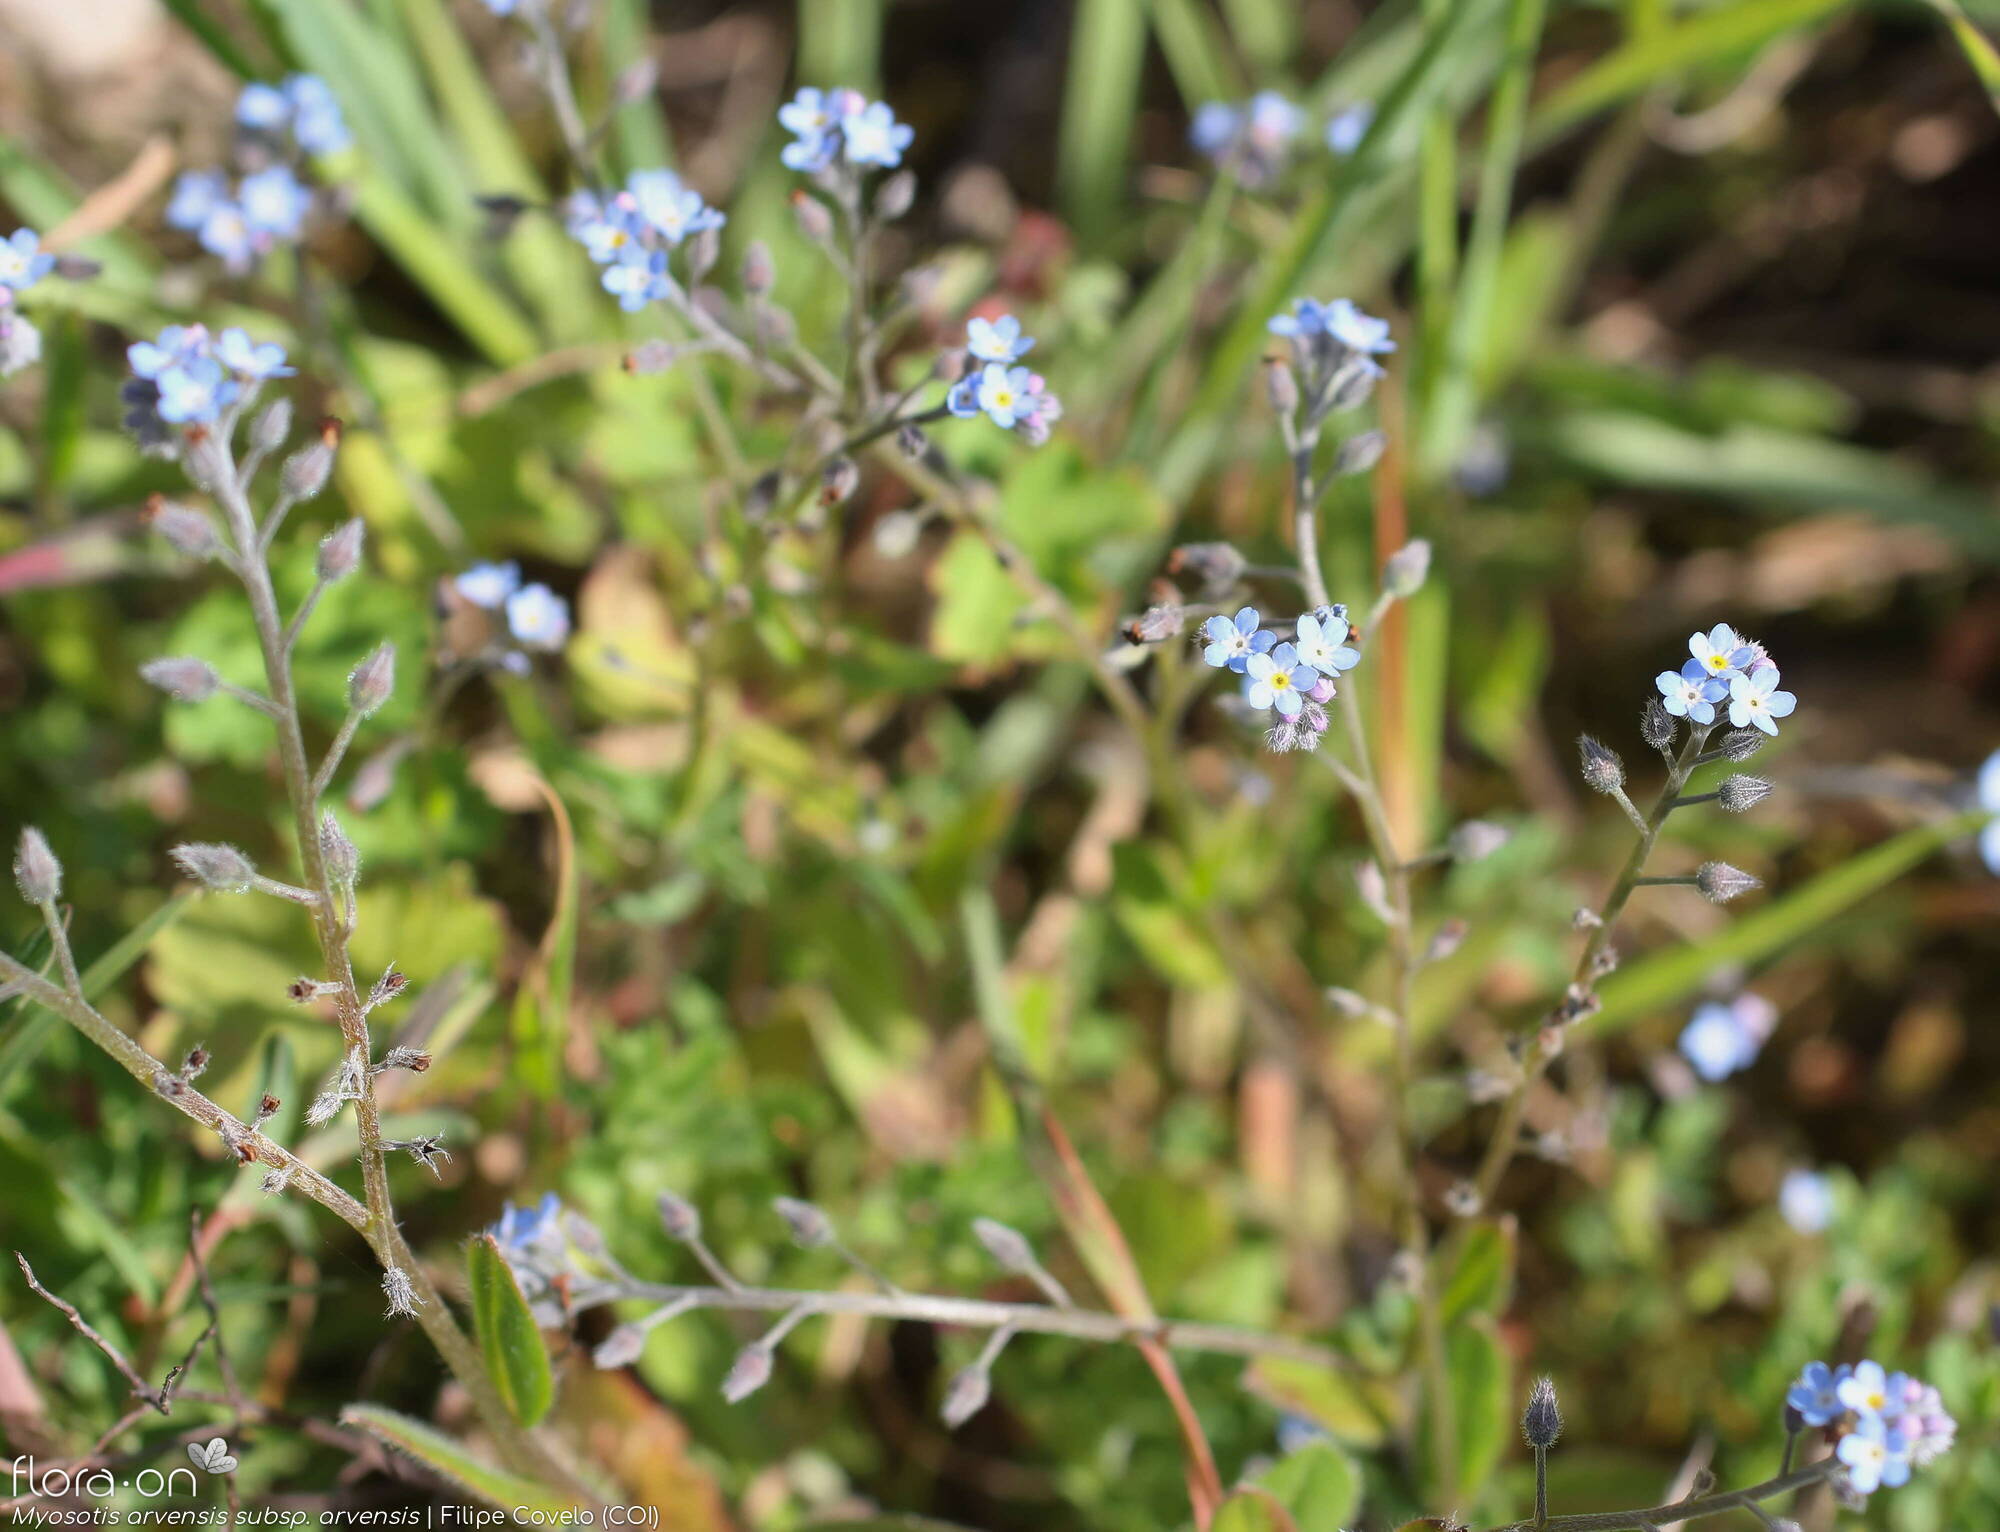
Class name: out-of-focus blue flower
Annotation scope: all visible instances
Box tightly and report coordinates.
[1838,1413,1911,1494]
[1244,642,1319,717]
[285,75,351,155]
[166,171,230,233]
[1326,103,1373,155]
[841,100,915,168]
[778,86,855,172]
[156,358,239,425]
[1677,992,1775,1082]
[1974,750,2000,875]
[1292,610,1361,677]
[1900,1382,1958,1467]
[507,583,571,650]
[945,374,981,419]
[973,363,1035,429]
[1191,93,1302,183]
[1201,607,1276,673]
[215,328,294,380]
[239,165,311,240]
[967,314,1034,364]
[483,0,524,13]
[1656,659,1727,724]
[1268,297,1395,359]
[1009,374,1063,446]
[1728,667,1796,736]
[235,82,292,131]
[1689,622,1753,679]
[197,203,258,271]
[602,248,672,311]
[1787,1362,1849,1427]
[1779,1169,1833,1234]
[1839,1361,1909,1423]
[1243,91,1304,153]
[491,1191,564,1265]
[629,169,725,245]
[0,229,55,293]
[1189,102,1240,157]
[127,325,212,380]
[456,562,522,610]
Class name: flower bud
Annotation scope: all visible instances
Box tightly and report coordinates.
[896,423,929,461]
[624,340,684,376]
[1717,728,1767,762]
[820,455,860,508]
[971,1217,1038,1274]
[1263,358,1299,415]
[1324,986,1370,1018]
[1381,538,1431,598]
[13,828,62,905]
[145,495,223,560]
[280,419,341,502]
[940,1365,992,1428]
[181,428,232,494]
[873,509,921,560]
[320,810,359,885]
[382,1267,421,1318]
[1423,918,1469,964]
[789,189,835,244]
[250,396,294,457]
[1447,820,1510,863]
[170,842,256,894]
[875,169,916,220]
[1577,735,1624,794]
[1522,1376,1563,1449]
[1167,541,1248,597]
[347,641,395,716]
[1355,859,1394,923]
[612,57,659,107]
[740,239,775,297]
[1696,861,1762,903]
[1641,697,1677,752]
[773,1196,835,1248]
[658,1190,702,1241]
[1336,429,1387,477]
[316,519,365,582]
[140,656,221,703]
[686,225,721,285]
[721,1343,773,1403]
[594,1325,648,1370]
[1325,356,1380,412]
[1716,774,1774,813]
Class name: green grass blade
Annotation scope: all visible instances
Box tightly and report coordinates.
[1922,0,2000,113]
[798,0,884,96]
[340,1406,575,1510]
[1148,0,1236,108]
[1059,0,1149,249]
[1219,0,1299,73]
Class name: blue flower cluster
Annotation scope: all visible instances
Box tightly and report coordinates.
[454,561,572,667]
[1676,991,1775,1082]
[1199,605,1362,753]
[1190,91,1375,182]
[562,171,726,312]
[1655,623,1796,735]
[0,229,56,297]
[122,324,292,431]
[165,76,348,273]
[1269,297,1395,380]
[1785,1360,1956,1495]
[946,313,1063,445]
[778,88,915,173]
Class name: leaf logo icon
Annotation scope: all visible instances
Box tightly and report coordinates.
[187,1438,238,1474]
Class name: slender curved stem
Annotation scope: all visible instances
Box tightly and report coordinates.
[1488,1460,1837,1531]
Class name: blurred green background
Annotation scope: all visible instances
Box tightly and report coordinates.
[2,0,1998,1527]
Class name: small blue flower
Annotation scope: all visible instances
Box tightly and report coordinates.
[235,82,292,131]
[238,165,311,241]
[284,75,351,156]
[1189,102,1240,157]
[840,100,914,168]
[1325,103,1374,155]
[1728,667,1796,736]
[1787,1362,1850,1427]
[1656,659,1727,724]
[1244,642,1320,717]
[967,314,1034,364]
[1837,1412,1912,1494]
[945,374,981,419]
[214,328,294,380]
[1268,297,1396,358]
[601,247,671,311]
[196,203,258,271]
[507,583,571,650]
[483,0,523,12]
[1838,1361,1909,1423]
[1677,993,1773,1082]
[1688,622,1753,679]
[166,171,230,233]
[0,229,56,293]
[777,86,851,172]
[1243,91,1303,153]
[128,325,212,380]
[1779,1169,1833,1234]
[1292,610,1361,677]
[1977,749,2000,876]
[456,562,522,609]
[973,363,1034,429]
[1201,607,1277,673]
[156,358,239,425]
[492,1191,563,1260]
[628,169,724,245]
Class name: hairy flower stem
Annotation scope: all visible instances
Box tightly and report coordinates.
[1291,425,1331,610]
[205,437,588,1500]
[1471,721,1716,1206]
[1489,1459,1837,1531]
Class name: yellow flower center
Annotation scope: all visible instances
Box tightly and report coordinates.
[1270,673,1291,692]
[1708,654,1727,669]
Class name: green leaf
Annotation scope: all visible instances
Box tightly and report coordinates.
[340,1405,573,1511]
[1211,1489,1295,1532]
[1438,1218,1517,1324]
[1421,1318,1509,1506]
[466,1234,556,1427]
[1923,0,2000,112]
[1256,1441,1362,1528]
[1592,815,1977,1030]
[1243,1355,1394,1450]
